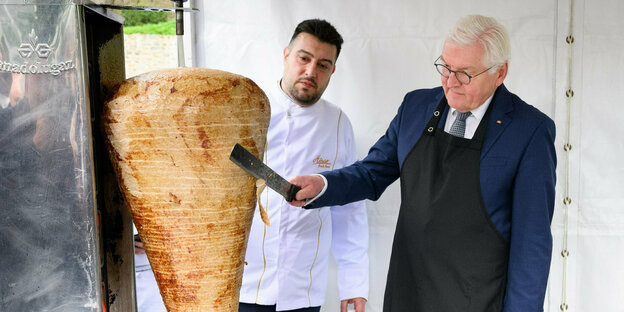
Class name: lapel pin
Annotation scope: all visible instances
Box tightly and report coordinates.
[496,120,502,124]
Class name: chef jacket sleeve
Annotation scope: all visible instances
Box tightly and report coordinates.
[330,200,369,301]
[329,114,369,300]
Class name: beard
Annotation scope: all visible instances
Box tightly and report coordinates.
[288,78,323,106]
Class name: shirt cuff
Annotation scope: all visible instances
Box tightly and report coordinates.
[304,174,327,206]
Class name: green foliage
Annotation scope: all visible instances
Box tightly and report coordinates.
[121,8,170,27]
[124,20,176,35]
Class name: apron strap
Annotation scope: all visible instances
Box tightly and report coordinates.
[423,97,449,136]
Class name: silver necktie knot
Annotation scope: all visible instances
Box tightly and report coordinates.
[449,111,471,138]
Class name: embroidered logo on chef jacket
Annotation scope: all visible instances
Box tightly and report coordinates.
[313,155,331,168]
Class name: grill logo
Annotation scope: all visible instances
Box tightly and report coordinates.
[0,30,74,76]
[17,33,51,59]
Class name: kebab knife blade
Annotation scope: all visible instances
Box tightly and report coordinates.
[229,143,301,202]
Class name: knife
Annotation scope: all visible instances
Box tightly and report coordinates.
[229,143,301,202]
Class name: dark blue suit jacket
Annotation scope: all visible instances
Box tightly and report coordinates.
[313,84,557,312]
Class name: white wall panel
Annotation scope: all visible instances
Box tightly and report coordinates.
[190,1,623,311]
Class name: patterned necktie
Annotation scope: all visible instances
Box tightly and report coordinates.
[449,111,471,138]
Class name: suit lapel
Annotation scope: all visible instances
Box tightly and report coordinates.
[480,84,514,160]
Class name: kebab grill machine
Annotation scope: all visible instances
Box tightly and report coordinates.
[0,1,195,311]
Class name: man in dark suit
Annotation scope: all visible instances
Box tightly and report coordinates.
[289,14,556,312]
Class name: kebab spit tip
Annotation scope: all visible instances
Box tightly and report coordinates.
[102,68,270,311]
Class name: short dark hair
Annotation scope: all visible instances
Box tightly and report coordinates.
[289,19,344,60]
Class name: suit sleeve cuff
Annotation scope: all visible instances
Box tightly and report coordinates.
[303,174,328,207]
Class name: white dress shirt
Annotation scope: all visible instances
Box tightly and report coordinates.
[443,94,494,139]
[239,82,369,310]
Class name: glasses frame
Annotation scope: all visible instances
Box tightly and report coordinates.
[434,56,495,85]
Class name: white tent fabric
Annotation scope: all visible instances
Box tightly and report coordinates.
[189,1,624,311]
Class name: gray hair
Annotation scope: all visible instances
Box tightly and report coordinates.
[446,15,511,72]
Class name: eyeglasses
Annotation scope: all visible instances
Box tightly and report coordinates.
[434,56,494,85]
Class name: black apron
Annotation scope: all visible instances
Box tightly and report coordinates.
[383,98,509,312]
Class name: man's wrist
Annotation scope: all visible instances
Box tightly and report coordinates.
[304,174,327,206]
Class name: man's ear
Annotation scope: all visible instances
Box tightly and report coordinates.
[332,64,336,74]
[495,62,508,87]
[283,46,290,63]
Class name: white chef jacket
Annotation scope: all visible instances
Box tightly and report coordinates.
[133,224,167,312]
[239,82,369,311]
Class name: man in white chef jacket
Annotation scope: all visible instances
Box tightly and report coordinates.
[239,19,369,312]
